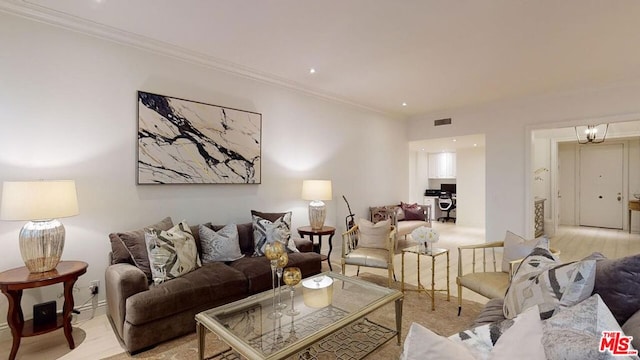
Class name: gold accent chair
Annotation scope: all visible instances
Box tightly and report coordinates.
[456,241,560,316]
[341,224,397,287]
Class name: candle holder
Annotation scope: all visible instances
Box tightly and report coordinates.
[283,267,302,316]
[275,252,289,310]
[265,242,285,319]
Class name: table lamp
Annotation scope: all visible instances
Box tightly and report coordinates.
[0,180,79,273]
[301,180,332,230]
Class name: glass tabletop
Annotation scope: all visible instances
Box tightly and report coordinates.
[401,245,448,256]
[195,271,402,360]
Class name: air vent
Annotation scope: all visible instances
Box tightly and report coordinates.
[434,118,452,126]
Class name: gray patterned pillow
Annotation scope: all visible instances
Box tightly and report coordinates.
[504,239,596,319]
[252,212,298,256]
[542,294,636,359]
[449,316,515,356]
[145,220,201,285]
[199,224,244,263]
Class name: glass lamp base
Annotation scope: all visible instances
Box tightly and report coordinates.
[19,219,65,273]
[308,201,326,230]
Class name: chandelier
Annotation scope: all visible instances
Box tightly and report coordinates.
[575,124,608,144]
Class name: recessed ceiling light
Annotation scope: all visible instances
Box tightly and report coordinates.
[421,148,425,151]
[402,102,407,107]
[309,68,316,74]
[452,139,457,142]
[473,144,477,147]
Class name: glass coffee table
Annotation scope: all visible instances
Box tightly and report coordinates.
[195,272,403,360]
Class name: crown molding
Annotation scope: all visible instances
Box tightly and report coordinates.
[0,0,396,117]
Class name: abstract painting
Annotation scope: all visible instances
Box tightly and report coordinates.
[137,91,261,184]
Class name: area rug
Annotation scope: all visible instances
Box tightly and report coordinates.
[104,273,484,360]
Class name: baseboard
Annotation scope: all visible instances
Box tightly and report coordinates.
[0,300,107,341]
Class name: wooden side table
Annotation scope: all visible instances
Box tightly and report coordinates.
[0,261,88,360]
[401,245,449,311]
[297,226,336,271]
[629,200,640,233]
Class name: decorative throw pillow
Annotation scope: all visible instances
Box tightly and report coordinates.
[252,212,298,256]
[542,294,635,360]
[490,306,545,360]
[401,202,425,221]
[145,220,201,284]
[503,239,596,319]
[357,218,391,249]
[450,316,515,355]
[594,252,640,325]
[113,216,174,278]
[199,224,244,263]
[401,323,476,360]
[501,231,543,273]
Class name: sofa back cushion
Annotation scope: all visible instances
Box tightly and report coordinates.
[593,252,640,324]
[212,222,255,256]
[109,216,174,266]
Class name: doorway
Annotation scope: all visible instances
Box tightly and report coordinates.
[579,144,624,229]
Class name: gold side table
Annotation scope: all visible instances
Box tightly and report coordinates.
[401,245,450,311]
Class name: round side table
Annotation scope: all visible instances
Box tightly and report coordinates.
[0,261,88,360]
[297,226,336,271]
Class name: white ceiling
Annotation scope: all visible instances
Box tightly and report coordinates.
[4,0,640,117]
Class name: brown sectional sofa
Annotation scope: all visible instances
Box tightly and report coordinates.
[105,218,322,353]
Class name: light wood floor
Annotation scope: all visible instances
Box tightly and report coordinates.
[2,224,638,359]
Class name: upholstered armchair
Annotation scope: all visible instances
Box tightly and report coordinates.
[341,222,397,287]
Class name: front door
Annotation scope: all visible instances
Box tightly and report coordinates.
[579,144,624,229]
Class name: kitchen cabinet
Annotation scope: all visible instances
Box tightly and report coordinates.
[428,152,456,179]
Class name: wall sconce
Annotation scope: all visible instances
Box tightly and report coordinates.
[575,124,608,144]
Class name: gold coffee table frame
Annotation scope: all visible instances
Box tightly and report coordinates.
[401,245,450,311]
[195,271,403,360]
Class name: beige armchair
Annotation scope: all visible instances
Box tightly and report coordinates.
[456,241,560,315]
[341,224,397,287]
[456,241,508,316]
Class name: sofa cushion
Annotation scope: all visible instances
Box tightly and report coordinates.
[199,223,244,263]
[212,222,254,256]
[145,221,201,285]
[113,217,174,278]
[252,212,297,256]
[110,216,174,266]
[357,218,391,249]
[125,262,247,325]
[542,294,631,360]
[504,239,596,319]
[230,252,321,294]
[593,252,640,325]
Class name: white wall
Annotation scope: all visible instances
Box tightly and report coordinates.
[409,151,429,204]
[456,147,485,228]
[408,81,640,242]
[532,138,552,224]
[0,13,408,326]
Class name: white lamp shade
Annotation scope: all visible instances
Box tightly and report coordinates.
[301,180,332,201]
[1,180,79,221]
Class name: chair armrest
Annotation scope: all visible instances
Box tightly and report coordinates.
[342,225,359,258]
[105,263,149,339]
[387,226,397,253]
[458,241,505,251]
